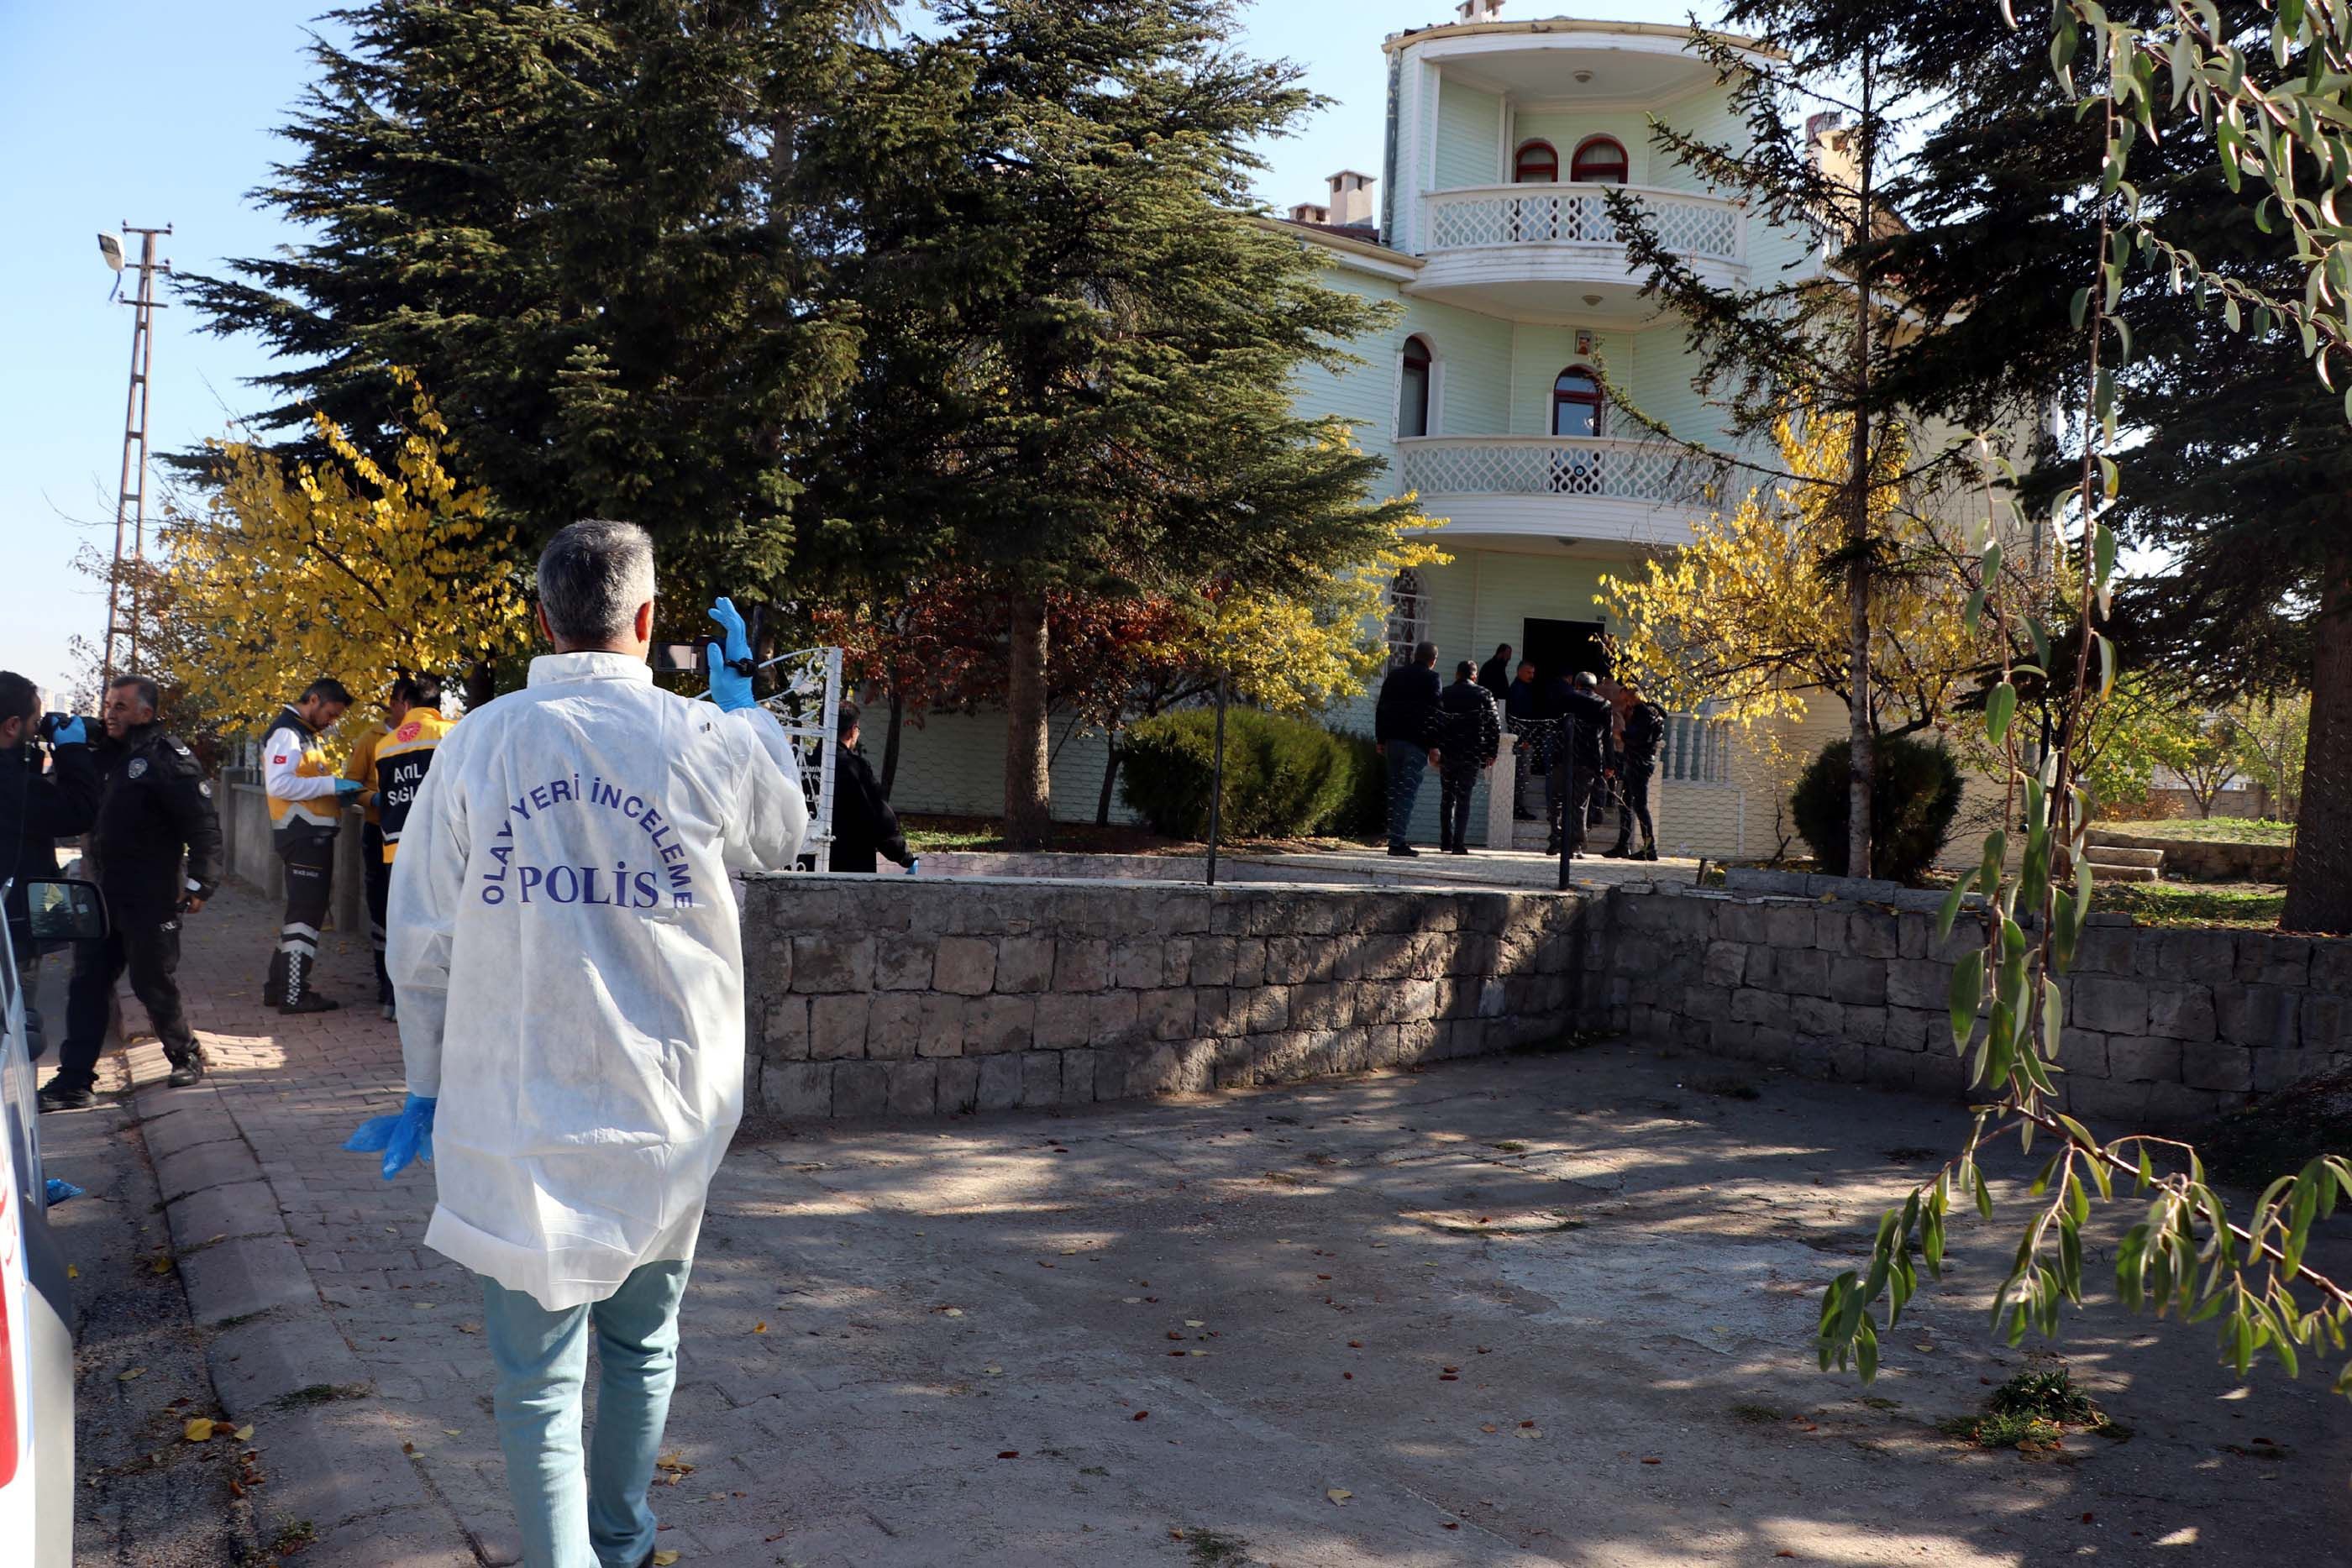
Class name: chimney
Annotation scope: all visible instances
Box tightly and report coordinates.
[1289,201,1331,225]
[1455,0,1505,20]
[1326,170,1377,228]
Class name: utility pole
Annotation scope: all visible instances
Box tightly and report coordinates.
[101,223,171,694]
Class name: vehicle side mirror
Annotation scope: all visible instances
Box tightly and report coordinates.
[24,879,107,943]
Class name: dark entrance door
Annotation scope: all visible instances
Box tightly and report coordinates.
[1521,617,1610,691]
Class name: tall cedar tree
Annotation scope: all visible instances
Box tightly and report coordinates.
[793,0,1410,847]
[1802,0,2352,931]
[1605,26,1935,877]
[177,0,876,663]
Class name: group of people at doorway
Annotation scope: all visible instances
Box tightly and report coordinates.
[1373,639,1665,860]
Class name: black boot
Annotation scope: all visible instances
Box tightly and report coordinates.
[279,951,340,1015]
[166,1052,206,1089]
[38,1081,96,1112]
[263,951,288,1008]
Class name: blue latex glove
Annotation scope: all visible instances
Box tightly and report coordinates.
[706,597,757,713]
[45,1177,82,1204]
[334,777,366,799]
[906,857,921,876]
[344,1093,436,1179]
[50,716,87,747]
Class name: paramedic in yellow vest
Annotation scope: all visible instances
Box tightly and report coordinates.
[370,675,454,1022]
[343,688,393,1015]
[262,677,359,1013]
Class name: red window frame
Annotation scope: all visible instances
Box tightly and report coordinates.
[1399,337,1432,438]
[1552,366,1604,438]
[1513,140,1559,184]
[1570,135,1629,185]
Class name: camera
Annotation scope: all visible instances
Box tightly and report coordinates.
[37,713,97,743]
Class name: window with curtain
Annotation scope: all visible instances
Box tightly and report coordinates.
[1399,336,1432,438]
[1570,135,1629,184]
[1513,140,1558,184]
[1551,366,1604,438]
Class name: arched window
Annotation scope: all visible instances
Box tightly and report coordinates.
[1386,569,1427,669]
[1513,139,1558,184]
[1399,336,1432,438]
[1552,366,1604,438]
[1570,135,1629,185]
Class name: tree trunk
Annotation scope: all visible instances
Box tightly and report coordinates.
[463,659,496,712]
[2283,549,2352,932]
[1095,718,1122,827]
[1004,591,1052,849]
[880,681,905,799]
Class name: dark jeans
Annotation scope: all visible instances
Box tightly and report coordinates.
[54,911,196,1093]
[1383,742,1431,848]
[1547,755,1598,852]
[363,824,391,1003]
[269,831,338,1004]
[1438,766,1481,850]
[1614,761,1656,851]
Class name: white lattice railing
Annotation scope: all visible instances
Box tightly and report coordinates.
[1398,436,1693,504]
[1422,184,1743,261]
[1662,712,1734,784]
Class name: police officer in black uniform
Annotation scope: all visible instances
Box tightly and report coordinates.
[1,671,102,1061]
[1543,669,1614,858]
[39,674,223,1110]
[1609,679,1667,861]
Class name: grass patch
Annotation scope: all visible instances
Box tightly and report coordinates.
[2104,817,2296,845]
[1941,1366,2108,1453]
[2090,880,2284,930]
[269,1519,318,1556]
[277,1382,371,1408]
[1882,1146,1941,1163]
[1489,1140,1530,1155]
[1860,1395,1903,1410]
[1729,1402,1783,1424]
[1174,1527,1253,1566]
[1688,1075,1761,1101]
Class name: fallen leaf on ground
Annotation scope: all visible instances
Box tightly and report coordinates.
[66,1265,76,1279]
[983,1366,1002,1376]
[149,1256,173,1275]
[942,1308,963,1318]
[183,1419,215,1442]
[1517,1426,1543,1440]
[753,1322,768,1334]
[1641,1456,1662,1465]
[1326,1489,1352,1505]
[1481,1424,1499,1434]
[118,1367,146,1382]
[1184,1319,1204,1328]
[652,1553,680,1566]
[235,1425,256,1442]
[997,1451,1020,1460]
[1132,1411,1149,1421]
[441,1429,459,1437]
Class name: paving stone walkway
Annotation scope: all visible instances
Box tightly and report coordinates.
[80,883,2352,1567]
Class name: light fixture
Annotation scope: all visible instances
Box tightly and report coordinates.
[97,232,124,271]
[1572,69,1594,85]
[1583,294,1604,307]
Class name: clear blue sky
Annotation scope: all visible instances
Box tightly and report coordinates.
[0,2,1709,703]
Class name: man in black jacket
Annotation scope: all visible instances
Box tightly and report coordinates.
[1609,679,1667,860]
[1373,642,1443,857]
[1542,669,1614,858]
[40,675,223,1109]
[1,671,102,1061]
[1436,662,1500,855]
[1476,643,1514,705]
[830,702,913,873]
[1503,658,1542,821]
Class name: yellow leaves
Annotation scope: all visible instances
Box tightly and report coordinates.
[165,371,531,732]
[183,1418,215,1442]
[651,1552,681,1565]
[1326,1488,1352,1505]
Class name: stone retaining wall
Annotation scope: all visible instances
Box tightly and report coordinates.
[739,875,1593,1120]
[1597,885,2350,1126]
[2089,829,2294,884]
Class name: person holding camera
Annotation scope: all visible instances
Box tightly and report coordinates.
[261,677,359,1013]
[0,673,102,1061]
[39,674,223,1109]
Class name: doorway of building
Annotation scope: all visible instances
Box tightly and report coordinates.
[1521,617,1610,690]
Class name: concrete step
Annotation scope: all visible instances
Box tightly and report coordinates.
[2082,858,2161,883]
[2085,844,2165,868]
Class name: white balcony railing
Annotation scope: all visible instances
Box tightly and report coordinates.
[1398,435,1691,505]
[1423,183,1743,262]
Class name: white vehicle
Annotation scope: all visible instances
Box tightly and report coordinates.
[0,878,93,1565]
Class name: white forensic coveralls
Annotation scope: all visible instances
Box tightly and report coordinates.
[386,653,809,1309]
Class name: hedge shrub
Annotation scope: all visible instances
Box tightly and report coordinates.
[1790,733,1964,884]
[1118,709,1361,841]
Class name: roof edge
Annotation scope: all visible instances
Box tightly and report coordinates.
[1381,16,1779,65]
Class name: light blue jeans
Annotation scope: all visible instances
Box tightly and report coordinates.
[479,1260,692,1568]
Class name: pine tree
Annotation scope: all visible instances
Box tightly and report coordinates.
[793,0,1413,848]
[176,0,874,629]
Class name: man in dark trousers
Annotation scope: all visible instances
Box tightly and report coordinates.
[1436,661,1501,855]
[1476,643,1514,705]
[1504,658,1542,821]
[1373,641,1443,857]
[261,677,360,1013]
[1543,669,1614,858]
[1610,679,1667,860]
[1,671,101,1061]
[829,701,913,873]
[39,675,223,1109]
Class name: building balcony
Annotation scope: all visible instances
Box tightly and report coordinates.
[1410,184,1745,317]
[1397,435,1703,546]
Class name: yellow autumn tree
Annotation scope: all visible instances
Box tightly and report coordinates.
[162,370,533,737]
[1600,410,1980,747]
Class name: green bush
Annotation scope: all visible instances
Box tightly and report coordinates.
[1335,731,1387,841]
[1118,709,1360,841]
[1790,734,1964,884]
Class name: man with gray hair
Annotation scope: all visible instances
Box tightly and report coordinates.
[357,519,808,1568]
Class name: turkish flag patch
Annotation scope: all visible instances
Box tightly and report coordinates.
[271,755,288,765]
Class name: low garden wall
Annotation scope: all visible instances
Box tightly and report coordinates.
[1596,884,2349,1126]
[738,875,2349,1129]
[2089,828,2294,884]
[738,875,1592,1118]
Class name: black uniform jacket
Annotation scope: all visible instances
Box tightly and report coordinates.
[1374,663,1443,748]
[831,744,912,875]
[3,738,102,944]
[1437,680,1501,771]
[1541,679,1615,768]
[88,724,223,917]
